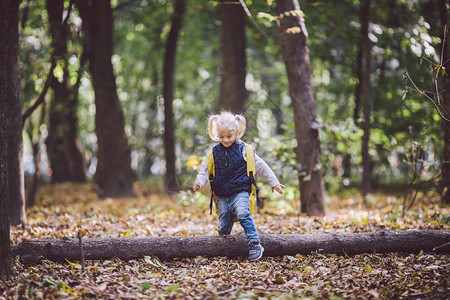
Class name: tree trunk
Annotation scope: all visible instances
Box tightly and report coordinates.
[275,0,326,216]
[218,0,248,114]
[75,0,135,198]
[440,0,450,205]
[163,0,185,194]
[353,5,364,124]
[1,0,26,227]
[45,0,85,184]
[360,0,372,199]
[0,99,11,277]
[0,107,11,277]
[0,0,20,277]
[11,230,450,264]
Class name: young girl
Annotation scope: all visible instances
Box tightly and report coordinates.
[193,111,285,260]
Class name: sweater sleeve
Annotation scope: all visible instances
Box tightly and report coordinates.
[254,153,280,187]
[194,158,209,188]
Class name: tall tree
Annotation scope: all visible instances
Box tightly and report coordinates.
[1,0,26,226]
[75,0,135,198]
[353,1,364,124]
[0,103,11,278]
[218,0,248,114]
[275,0,326,216]
[360,0,372,199]
[1,0,20,277]
[46,0,85,183]
[440,0,450,205]
[163,0,186,194]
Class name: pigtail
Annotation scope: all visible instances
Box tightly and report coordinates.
[207,112,246,142]
[207,114,220,141]
[235,114,246,140]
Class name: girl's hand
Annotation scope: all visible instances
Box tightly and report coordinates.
[272,184,286,194]
[193,182,201,192]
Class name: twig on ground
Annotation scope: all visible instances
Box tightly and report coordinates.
[217,285,286,295]
[78,228,85,273]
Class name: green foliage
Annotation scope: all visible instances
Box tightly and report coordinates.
[18,0,448,196]
[431,211,450,225]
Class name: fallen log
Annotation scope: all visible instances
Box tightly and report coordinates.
[12,230,449,264]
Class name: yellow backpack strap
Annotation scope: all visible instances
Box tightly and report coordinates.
[245,144,261,208]
[245,144,255,176]
[206,148,215,214]
[206,148,214,177]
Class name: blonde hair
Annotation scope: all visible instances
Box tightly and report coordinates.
[207,111,246,142]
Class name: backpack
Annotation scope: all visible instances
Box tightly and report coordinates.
[206,143,260,220]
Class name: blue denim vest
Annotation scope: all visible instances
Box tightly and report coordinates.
[210,142,251,197]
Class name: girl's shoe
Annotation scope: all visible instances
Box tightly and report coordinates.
[248,242,264,260]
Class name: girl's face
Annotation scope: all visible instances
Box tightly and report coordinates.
[218,128,237,148]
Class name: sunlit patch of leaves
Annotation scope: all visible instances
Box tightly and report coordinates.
[3,183,449,299]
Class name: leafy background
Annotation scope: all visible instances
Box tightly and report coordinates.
[20,0,448,193]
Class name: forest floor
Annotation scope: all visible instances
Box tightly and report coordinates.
[1,182,449,299]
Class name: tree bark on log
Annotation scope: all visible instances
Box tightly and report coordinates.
[12,230,449,264]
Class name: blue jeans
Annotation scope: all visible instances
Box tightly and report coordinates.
[217,191,259,243]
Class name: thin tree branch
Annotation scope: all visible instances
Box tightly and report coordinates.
[78,228,85,273]
[403,25,450,121]
[63,0,74,26]
[113,0,141,11]
[21,60,56,125]
[442,58,450,67]
[404,72,450,122]
[217,285,286,295]
[216,286,239,295]
[435,64,442,105]
[20,0,30,30]
[238,0,276,44]
[440,25,446,70]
